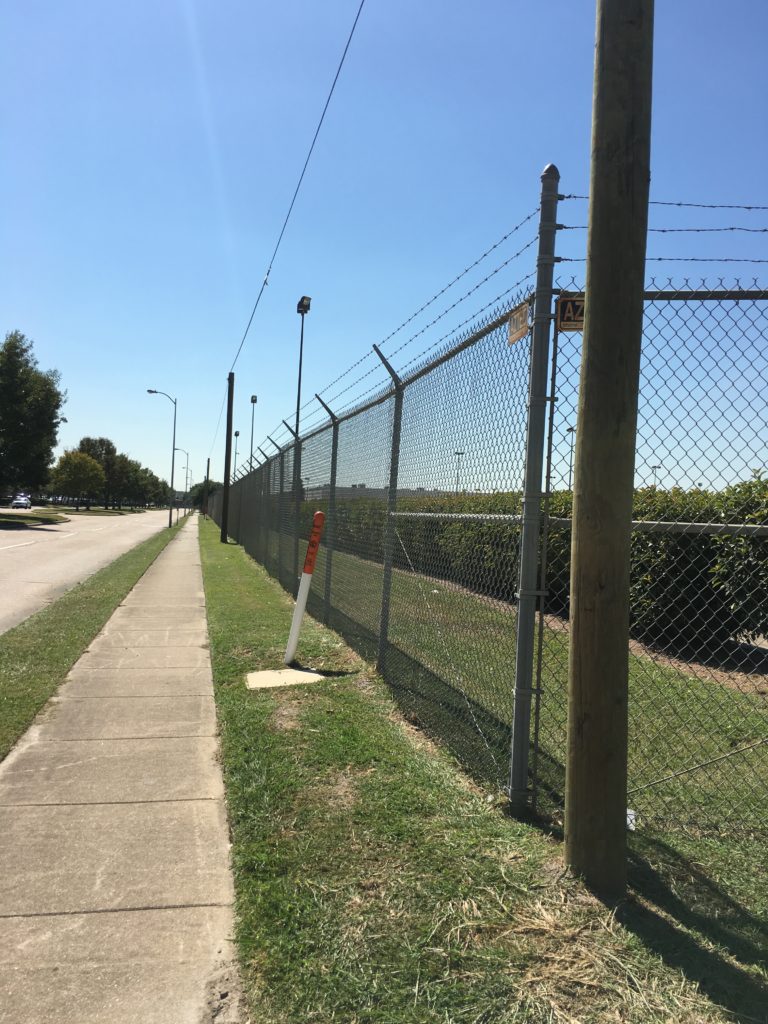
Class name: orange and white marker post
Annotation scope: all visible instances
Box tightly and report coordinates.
[284,511,325,665]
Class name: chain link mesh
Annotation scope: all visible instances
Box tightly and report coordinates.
[213,278,767,836]
[536,280,768,834]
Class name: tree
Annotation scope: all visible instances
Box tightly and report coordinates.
[0,331,66,494]
[189,480,222,510]
[78,437,117,507]
[50,450,105,509]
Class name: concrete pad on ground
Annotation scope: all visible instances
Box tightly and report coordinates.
[0,735,223,804]
[63,666,213,698]
[0,906,240,1024]
[246,666,326,689]
[0,801,233,916]
[87,628,209,649]
[79,647,210,670]
[43,695,216,740]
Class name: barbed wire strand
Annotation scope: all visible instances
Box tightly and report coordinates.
[388,236,537,360]
[298,209,540,417]
[559,257,768,264]
[560,225,768,234]
[560,194,768,211]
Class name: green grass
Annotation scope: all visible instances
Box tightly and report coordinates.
[283,535,768,833]
[0,510,69,527]
[200,519,767,1023]
[0,519,183,759]
[56,506,150,515]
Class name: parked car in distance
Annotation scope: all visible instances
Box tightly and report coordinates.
[11,495,32,509]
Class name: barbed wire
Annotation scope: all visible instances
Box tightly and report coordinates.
[559,194,768,210]
[387,237,537,360]
[397,272,535,377]
[298,210,540,416]
[378,209,538,352]
[560,225,768,234]
[559,256,768,264]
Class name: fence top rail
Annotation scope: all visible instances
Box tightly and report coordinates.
[391,510,768,535]
[558,287,768,302]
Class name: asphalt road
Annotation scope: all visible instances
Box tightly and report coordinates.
[0,509,172,636]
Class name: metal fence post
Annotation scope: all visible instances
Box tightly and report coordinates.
[508,163,561,810]
[283,419,301,596]
[374,345,404,672]
[316,395,339,625]
[278,449,286,583]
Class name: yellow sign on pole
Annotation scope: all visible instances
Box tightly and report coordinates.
[508,300,530,344]
[556,294,585,331]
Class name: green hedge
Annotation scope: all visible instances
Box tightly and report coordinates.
[298,478,768,652]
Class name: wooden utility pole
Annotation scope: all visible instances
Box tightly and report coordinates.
[565,0,654,900]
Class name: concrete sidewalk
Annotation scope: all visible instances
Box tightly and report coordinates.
[0,516,244,1023]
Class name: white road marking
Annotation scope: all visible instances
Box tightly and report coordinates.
[0,540,37,551]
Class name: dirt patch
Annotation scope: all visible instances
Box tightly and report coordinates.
[202,961,248,1023]
[297,767,363,814]
[270,700,303,731]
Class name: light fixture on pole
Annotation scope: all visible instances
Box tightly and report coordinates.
[249,395,258,470]
[233,431,240,481]
[651,464,661,488]
[454,450,465,495]
[566,425,576,490]
[147,388,177,528]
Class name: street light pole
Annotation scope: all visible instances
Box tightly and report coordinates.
[147,389,177,528]
[651,464,661,488]
[233,431,240,480]
[454,450,465,495]
[295,297,311,439]
[567,426,576,490]
[175,448,189,512]
[249,395,258,470]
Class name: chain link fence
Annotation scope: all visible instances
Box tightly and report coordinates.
[534,282,768,834]
[211,250,766,838]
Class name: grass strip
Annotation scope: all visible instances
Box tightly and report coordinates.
[200,519,762,1024]
[0,511,69,527]
[0,517,184,759]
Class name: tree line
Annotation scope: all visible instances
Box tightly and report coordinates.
[1,330,170,508]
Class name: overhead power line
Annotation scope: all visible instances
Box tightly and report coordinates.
[227,0,367,374]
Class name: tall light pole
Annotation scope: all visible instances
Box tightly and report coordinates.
[651,464,661,488]
[147,389,176,528]
[175,448,189,511]
[295,296,311,439]
[454,450,465,495]
[233,431,240,480]
[249,395,258,470]
[567,426,576,490]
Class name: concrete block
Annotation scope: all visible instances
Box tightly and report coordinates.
[246,667,326,689]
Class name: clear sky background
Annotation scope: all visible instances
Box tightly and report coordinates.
[2,1,767,492]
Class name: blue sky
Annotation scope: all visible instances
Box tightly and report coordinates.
[2,1,767,491]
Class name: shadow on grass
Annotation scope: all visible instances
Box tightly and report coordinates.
[620,835,768,1023]
[278,577,768,1022]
